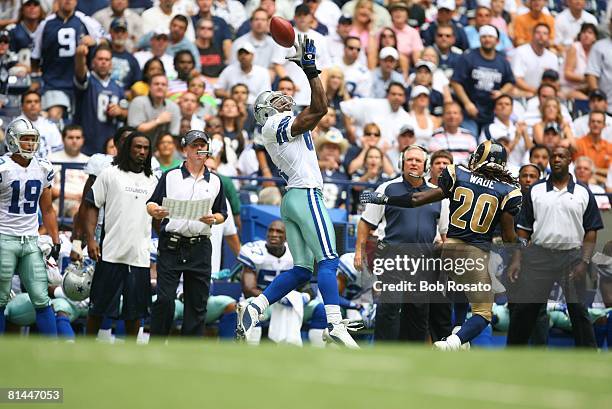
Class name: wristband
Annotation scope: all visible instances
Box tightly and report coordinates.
[304,67,320,80]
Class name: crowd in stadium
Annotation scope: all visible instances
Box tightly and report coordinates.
[0,0,611,347]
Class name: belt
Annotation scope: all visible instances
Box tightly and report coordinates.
[166,233,209,244]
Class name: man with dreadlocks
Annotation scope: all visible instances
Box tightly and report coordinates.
[361,140,522,350]
[83,131,158,339]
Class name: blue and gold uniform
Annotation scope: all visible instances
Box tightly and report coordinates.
[437,164,522,249]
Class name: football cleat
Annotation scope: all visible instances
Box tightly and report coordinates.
[237,302,263,341]
[433,333,470,351]
[322,319,360,349]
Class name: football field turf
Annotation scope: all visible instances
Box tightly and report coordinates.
[1,337,611,409]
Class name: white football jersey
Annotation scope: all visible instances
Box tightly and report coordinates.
[337,252,363,301]
[0,154,54,236]
[238,240,293,290]
[261,112,323,190]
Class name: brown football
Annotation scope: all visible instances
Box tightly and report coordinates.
[270,16,295,48]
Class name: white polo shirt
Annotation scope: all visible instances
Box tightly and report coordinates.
[517,176,604,250]
[210,199,237,274]
[147,163,228,238]
[89,165,158,267]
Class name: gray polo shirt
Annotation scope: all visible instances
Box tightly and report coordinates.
[586,38,612,114]
[127,95,181,145]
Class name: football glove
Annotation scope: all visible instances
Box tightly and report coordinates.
[287,34,319,79]
[50,243,61,261]
[359,191,388,205]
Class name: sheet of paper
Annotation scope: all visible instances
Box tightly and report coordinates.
[162,198,212,221]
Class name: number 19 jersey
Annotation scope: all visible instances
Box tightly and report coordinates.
[0,155,54,237]
[437,164,521,248]
[261,112,323,190]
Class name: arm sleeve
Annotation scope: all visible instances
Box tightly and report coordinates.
[237,244,257,269]
[147,170,167,206]
[585,43,602,77]
[583,189,604,232]
[169,102,181,136]
[212,175,228,219]
[450,55,468,84]
[89,169,108,209]
[222,203,238,236]
[501,188,522,216]
[436,165,456,198]
[438,198,450,235]
[222,176,241,215]
[516,189,534,232]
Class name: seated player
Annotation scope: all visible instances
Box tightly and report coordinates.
[337,252,375,328]
[238,221,328,346]
[361,141,522,350]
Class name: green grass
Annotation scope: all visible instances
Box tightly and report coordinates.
[1,337,611,409]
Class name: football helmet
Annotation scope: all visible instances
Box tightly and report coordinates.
[5,117,40,159]
[61,262,94,302]
[468,140,507,171]
[253,90,295,126]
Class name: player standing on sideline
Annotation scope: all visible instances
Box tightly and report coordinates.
[0,118,61,336]
[237,34,359,348]
[360,140,522,350]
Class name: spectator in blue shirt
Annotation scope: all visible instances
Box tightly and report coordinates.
[451,25,515,137]
[9,0,44,56]
[109,17,142,95]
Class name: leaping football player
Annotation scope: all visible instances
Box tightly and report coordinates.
[237,34,359,348]
[0,118,61,336]
[361,141,522,350]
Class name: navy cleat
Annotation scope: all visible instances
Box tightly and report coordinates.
[237,301,263,340]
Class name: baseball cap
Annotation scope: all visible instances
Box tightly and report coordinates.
[295,4,310,16]
[338,15,352,25]
[411,85,430,99]
[415,60,435,72]
[110,17,128,31]
[379,47,399,60]
[399,124,415,135]
[182,129,210,147]
[477,0,492,9]
[542,69,559,81]
[23,0,41,5]
[238,42,255,54]
[479,25,498,38]
[437,0,456,11]
[152,27,170,38]
[543,122,561,134]
[0,30,9,40]
[589,89,607,100]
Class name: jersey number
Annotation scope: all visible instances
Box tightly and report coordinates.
[97,94,119,122]
[9,180,42,214]
[58,28,76,57]
[450,187,499,234]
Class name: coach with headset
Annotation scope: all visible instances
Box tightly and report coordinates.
[354,144,450,342]
[146,130,227,339]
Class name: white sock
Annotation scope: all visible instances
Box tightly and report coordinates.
[252,294,269,313]
[324,304,342,325]
[308,329,327,347]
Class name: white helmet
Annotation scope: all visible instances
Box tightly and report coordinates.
[253,91,295,126]
[6,117,40,159]
[61,262,94,301]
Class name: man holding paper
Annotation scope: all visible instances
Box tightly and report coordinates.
[146,130,227,339]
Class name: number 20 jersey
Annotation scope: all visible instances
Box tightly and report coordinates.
[0,155,54,236]
[437,164,521,248]
[261,112,323,190]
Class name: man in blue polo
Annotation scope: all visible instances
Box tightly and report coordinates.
[354,145,450,342]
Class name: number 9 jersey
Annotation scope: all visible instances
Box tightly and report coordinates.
[0,155,54,236]
[437,164,521,248]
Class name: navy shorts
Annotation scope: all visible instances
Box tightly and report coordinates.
[89,261,151,321]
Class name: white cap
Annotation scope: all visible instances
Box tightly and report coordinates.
[411,85,430,99]
[479,25,498,38]
[238,42,255,54]
[415,60,436,72]
[379,46,399,60]
[152,27,170,37]
[437,0,456,11]
[477,0,491,9]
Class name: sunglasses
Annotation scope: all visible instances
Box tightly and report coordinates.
[381,33,394,38]
[437,33,453,38]
[346,46,361,51]
[364,131,381,137]
[199,26,214,30]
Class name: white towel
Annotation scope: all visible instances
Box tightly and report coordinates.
[268,291,304,347]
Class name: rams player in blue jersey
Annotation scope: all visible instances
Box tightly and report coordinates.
[0,118,61,336]
[361,140,522,350]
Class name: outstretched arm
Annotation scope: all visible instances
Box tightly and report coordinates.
[360,187,447,208]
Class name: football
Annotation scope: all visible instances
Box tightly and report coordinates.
[270,16,295,48]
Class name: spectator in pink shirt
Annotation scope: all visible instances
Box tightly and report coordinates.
[388,2,423,66]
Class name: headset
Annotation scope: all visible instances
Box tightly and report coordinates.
[398,144,429,177]
[180,129,212,155]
